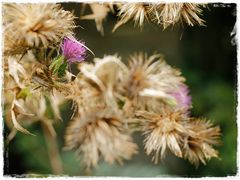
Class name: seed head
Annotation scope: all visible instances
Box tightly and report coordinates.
[64,109,138,169]
[183,119,221,167]
[137,110,188,163]
[3,3,75,55]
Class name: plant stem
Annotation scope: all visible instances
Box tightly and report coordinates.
[41,122,63,174]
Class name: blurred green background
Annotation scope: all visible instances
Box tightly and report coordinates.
[4,3,237,177]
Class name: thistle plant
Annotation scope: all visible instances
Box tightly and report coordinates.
[80,2,205,34]
[3,2,222,176]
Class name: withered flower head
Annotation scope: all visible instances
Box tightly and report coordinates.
[137,110,220,166]
[79,55,128,112]
[137,109,188,163]
[3,3,75,55]
[64,109,138,169]
[64,75,105,113]
[183,119,221,167]
[113,3,205,31]
[113,3,149,32]
[126,53,184,97]
[81,3,111,36]
[121,52,185,112]
[154,3,205,29]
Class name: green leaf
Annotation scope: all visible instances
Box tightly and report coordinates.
[50,56,63,73]
[49,56,67,78]
[49,56,62,70]
[57,61,67,77]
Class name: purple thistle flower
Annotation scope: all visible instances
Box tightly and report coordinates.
[170,83,192,113]
[61,36,87,64]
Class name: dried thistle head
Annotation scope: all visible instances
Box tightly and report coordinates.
[64,75,105,113]
[137,109,188,163]
[113,3,149,32]
[113,3,205,31]
[61,55,127,113]
[136,109,221,166]
[79,55,128,112]
[81,3,111,35]
[154,3,205,29]
[80,55,127,90]
[3,3,75,55]
[125,53,184,98]
[4,32,29,56]
[64,108,138,169]
[121,52,185,113]
[183,119,221,167]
